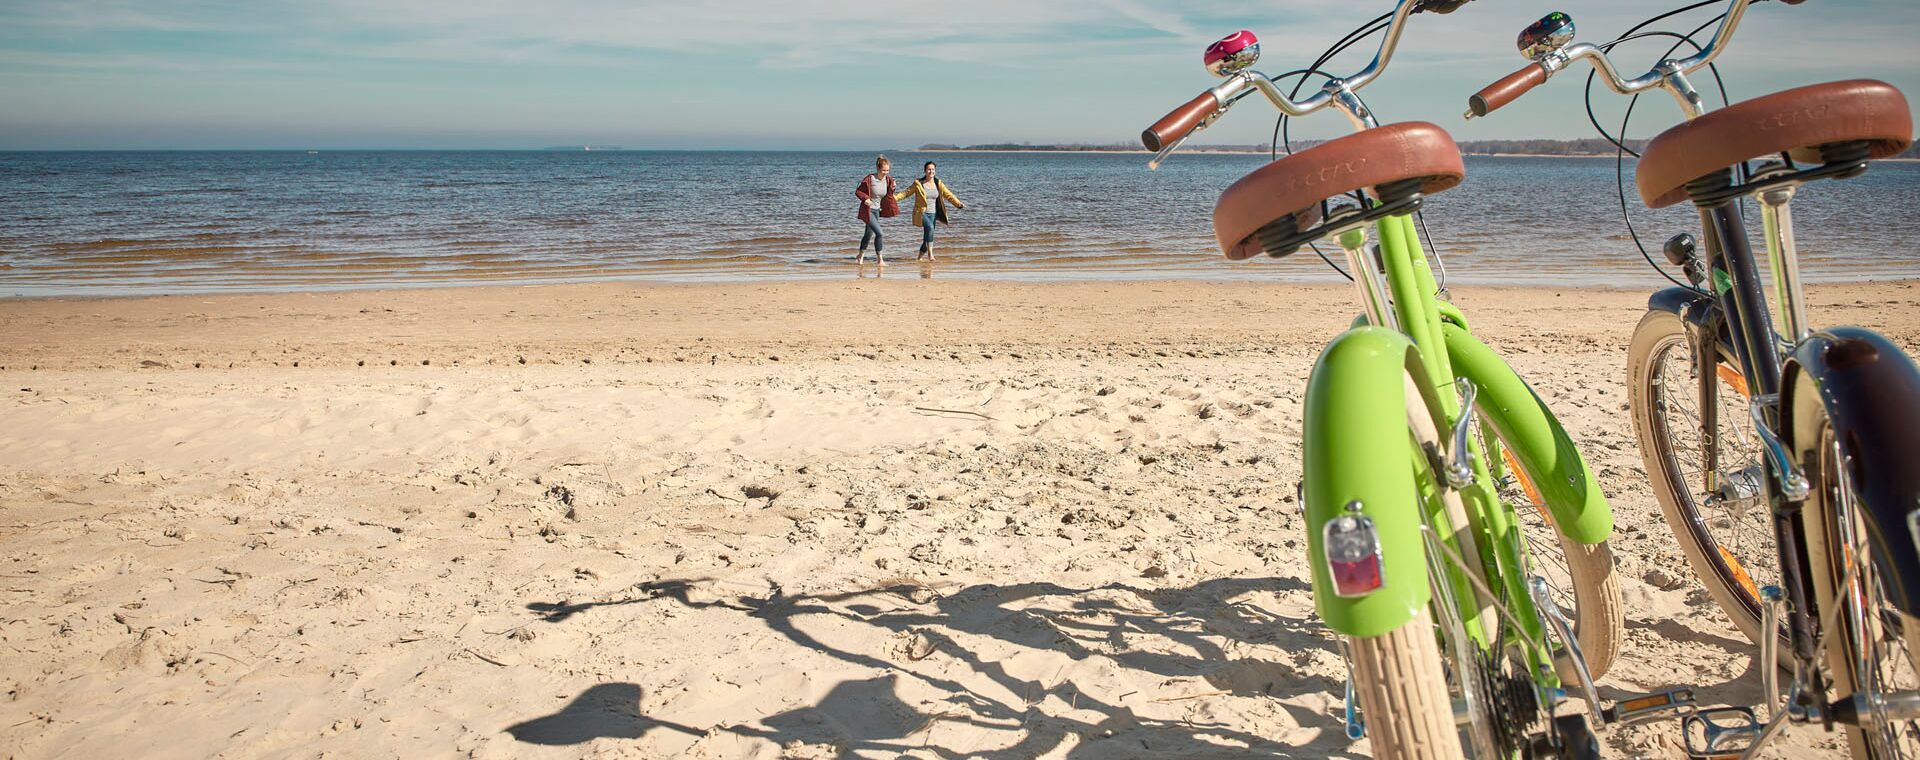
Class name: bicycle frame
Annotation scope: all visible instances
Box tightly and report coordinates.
[1647,189,1920,711]
[1145,0,1620,739]
[1304,207,1613,688]
[1622,54,1920,736]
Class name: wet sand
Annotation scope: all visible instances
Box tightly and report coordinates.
[4,279,1918,758]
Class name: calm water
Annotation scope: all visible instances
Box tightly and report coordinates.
[1,150,1916,297]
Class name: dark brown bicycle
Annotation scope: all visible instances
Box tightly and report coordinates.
[1469,1,1920,757]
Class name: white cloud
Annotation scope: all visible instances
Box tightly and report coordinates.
[0,0,1913,146]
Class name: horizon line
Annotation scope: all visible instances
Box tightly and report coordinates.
[0,138,1657,153]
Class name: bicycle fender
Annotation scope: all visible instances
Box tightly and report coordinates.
[1648,285,1715,323]
[1443,323,1613,545]
[1782,327,1920,617]
[1305,326,1433,637]
[1649,286,1738,362]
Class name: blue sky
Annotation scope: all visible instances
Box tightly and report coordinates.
[1,0,1914,149]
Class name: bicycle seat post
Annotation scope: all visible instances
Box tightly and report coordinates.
[1752,177,1810,343]
[1333,224,1398,331]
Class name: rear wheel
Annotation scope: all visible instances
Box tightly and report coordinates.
[1805,420,1920,759]
[1340,373,1472,760]
[1349,609,1466,760]
[1628,309,1782,653]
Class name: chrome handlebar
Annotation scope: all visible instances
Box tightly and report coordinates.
[1148,0,1430,168]
[1522,0,1757,119]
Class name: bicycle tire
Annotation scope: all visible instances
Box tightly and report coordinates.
[1803,418,1920,759]
[1628,308,1786,657]
[1350,607,1467,760]
[1488,427,1624,681]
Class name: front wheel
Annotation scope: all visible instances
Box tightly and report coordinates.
[1628,308,1782,652]
[1491,434,1624,681]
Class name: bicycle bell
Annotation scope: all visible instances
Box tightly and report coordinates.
[1518,12,1575,61]
[1205,30,1260,77]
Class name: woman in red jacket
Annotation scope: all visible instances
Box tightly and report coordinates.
[854,155,898,266]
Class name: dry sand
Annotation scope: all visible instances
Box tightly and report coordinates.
[4,278,1919,759]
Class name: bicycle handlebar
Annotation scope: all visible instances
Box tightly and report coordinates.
[1467,64,1548,117]
[1143,91,1228,153]
[1466,0,1777,119]
[1141,0,1447,165]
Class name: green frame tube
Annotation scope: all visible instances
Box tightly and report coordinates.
[1303,212,1612,682]
[1443,323,1612,545]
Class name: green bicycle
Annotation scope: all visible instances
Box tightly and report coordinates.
[1141,1,1667,757]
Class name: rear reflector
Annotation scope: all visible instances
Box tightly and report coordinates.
[1325,513,1384,597]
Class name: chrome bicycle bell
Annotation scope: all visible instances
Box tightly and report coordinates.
[1518,12,1574,61]
[1205,30,1260,77]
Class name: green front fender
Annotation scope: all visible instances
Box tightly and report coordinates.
[1442,323,1613,545]
[1304,326,1434,638]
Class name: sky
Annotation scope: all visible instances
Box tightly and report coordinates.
[1,0,1915,150]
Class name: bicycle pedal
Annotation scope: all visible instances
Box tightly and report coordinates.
[1681,706,1762,760]
[1603,687,1697,725]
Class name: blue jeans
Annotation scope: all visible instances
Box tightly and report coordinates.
[860,212,883,252]
[919,212,936,250]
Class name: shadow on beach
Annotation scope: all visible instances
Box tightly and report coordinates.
[506,575,1361,758]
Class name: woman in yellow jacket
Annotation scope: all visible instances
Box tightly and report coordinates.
[893,161,967,261]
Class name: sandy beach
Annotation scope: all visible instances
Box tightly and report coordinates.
[4,278,1919,759]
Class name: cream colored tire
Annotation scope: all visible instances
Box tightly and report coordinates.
[1627,308,1782,658]
[1349,609,1467,760]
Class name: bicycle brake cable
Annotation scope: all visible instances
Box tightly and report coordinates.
[1586,5,1743,293]
[1281,14,1455,292]
[1582,0,1728,156]
[1271,13,1394,283]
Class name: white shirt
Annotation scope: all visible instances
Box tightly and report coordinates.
[867,174,887,210]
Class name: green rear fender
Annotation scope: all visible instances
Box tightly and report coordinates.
[1304,326,1435,638]
[1441,323,1613,545]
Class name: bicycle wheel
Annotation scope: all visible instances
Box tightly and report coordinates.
[1350,608,1467,760]
[1628,309,1782,651]
[1488,432,1624,681]
[1316,366,1471,760]
[1805,419,1920,758]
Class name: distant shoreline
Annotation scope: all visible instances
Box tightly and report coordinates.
[923,148,1623,159]
[921,148,1920,162]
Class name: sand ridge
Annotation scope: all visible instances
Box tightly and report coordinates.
[4,279,1918,758]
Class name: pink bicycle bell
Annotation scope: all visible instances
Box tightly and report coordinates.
[1204,30,1261,78]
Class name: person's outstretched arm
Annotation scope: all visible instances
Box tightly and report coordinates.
[938,181,966,210]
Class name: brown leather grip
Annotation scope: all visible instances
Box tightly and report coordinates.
[1142,92,1220,152]
[1468,64,1548,117]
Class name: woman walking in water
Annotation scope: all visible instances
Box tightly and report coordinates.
[897,161,967,261]
[854,155,898,266]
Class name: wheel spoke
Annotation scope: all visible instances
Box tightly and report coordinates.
[1826,433,1920,758]
[1646,337,1780,610]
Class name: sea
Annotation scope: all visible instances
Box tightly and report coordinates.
[1,149,1916,298]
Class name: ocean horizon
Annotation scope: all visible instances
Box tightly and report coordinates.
[4,149,1916,298]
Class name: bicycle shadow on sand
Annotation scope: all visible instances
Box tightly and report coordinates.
[509,574,1366,758]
